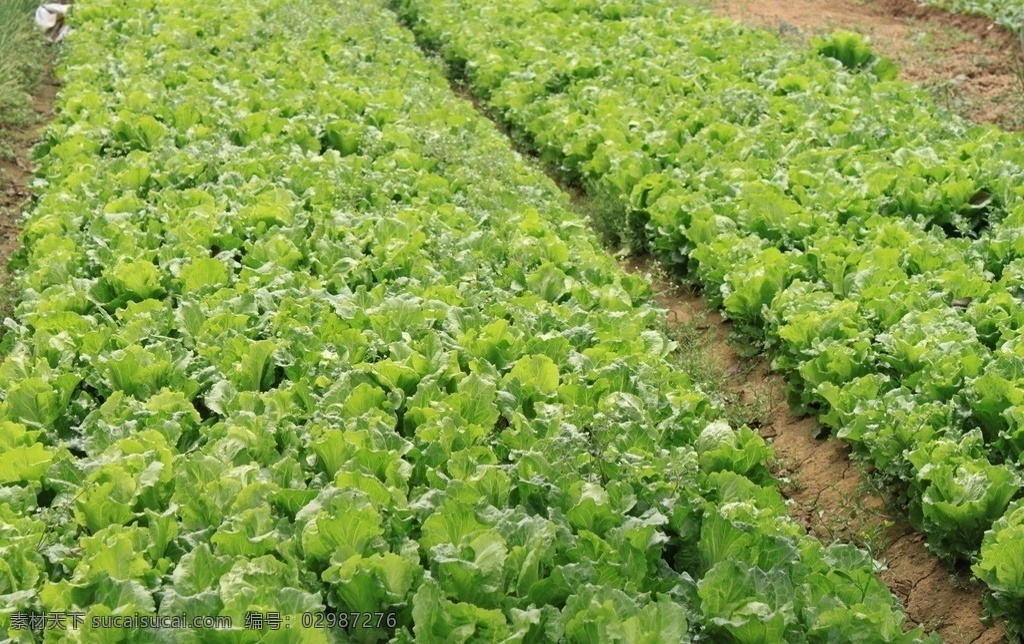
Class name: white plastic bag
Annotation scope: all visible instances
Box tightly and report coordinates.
[35,3,71,42]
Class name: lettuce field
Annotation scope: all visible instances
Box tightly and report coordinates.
[1,0,1022,641]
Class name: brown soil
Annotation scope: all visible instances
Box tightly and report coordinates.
[626,256,1006,643]
[711,0,1024,130]
[0,75,57,312]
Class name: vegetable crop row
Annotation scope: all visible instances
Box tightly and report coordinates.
[396,0,1024,632]
[919,0,1024,31]
[0,0,922,641]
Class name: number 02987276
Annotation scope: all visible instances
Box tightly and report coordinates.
[300,612,398,629]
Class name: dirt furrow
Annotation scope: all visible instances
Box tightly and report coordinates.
[0,74,58,335]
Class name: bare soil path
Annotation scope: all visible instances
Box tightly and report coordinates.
[0,74,57,332]
[711,0,1024,130]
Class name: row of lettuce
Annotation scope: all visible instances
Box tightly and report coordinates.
[920,0,1024,31]
[0,0,929,641]
[395,0,1024,634]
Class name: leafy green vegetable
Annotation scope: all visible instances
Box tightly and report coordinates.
[812,30,898,81]
[974,499,1024,639]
